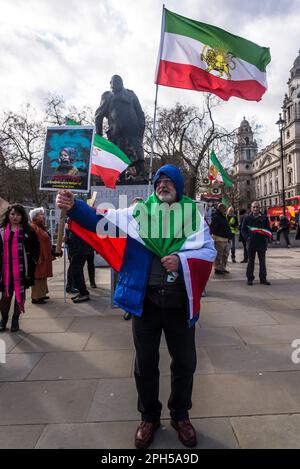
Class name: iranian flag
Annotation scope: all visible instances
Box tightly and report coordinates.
[248,226,273,239]
[68,197,216,324]
[155,8,271,101]
[91,134,131,189]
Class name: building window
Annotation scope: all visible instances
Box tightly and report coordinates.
[286,130,290,139]
[275,197,278,205]
[247,180,250,185]
[246,149,251,160]
[245,164,249,169]
[275,180,278,192]
[270,182,273,194]
[288,154,292,163]
[288,171,293,186]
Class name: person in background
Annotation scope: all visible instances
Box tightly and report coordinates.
[29,208,54,304]
[65,227,94,303]
[227,206,239,263]
[239,208,249,263]
[276,214,291,248]
[242,201,271,286]
[0,204,39,332]
[210,203,232,274]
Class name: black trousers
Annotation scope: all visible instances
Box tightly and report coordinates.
[71,254,89,296]
[67,254,95,289]
[132,296,197,422]
[86,254,95,285]
[0,292,23,321]
[246,249,267,282]
[276,228,290,246]
[241,238,248,261]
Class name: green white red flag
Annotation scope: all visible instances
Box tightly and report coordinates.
[66,119,131,189]
[155,8,271,101]
[91,134,131,189]
[247,226,272,238]
[210,149,233,188]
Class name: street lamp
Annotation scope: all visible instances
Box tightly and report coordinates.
[276,113,286,216]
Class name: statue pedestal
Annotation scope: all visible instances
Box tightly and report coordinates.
[90,184,152,209]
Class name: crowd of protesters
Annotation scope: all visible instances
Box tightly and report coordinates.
[1,197,300,334]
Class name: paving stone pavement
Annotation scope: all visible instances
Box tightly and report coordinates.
[0,247,300,449]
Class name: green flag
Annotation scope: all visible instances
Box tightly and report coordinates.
[222,196,231,208]
[210,149,233,188]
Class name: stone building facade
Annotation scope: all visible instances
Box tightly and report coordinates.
[233,50,300,210]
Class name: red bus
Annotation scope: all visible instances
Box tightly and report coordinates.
[267,195,300,231]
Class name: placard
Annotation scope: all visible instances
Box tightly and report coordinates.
[40,126,94,192]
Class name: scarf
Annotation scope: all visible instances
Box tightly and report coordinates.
[3,224,25,313]
[132,193,200,257]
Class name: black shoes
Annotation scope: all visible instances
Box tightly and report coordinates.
[260,280,271,285]
[123,312,132,320]
[232,259,237,263]
[0,317,19,332]
[215,269,224,275]
[90,283,97,289]
[66,287,79,294]
[247,280,253,286]
[72,294,90,303]
[240,260,248,263]
[32,299,47,304]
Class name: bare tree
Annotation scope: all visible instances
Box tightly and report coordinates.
[145,95,235,198]
[0,104,45,204]
[45,93,94,125]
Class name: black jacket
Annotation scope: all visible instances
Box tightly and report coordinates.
[0,225,40,289]
[210,210,232,240]
[65,228,94,257]
[241,213,271,251]
[279,216,290,230]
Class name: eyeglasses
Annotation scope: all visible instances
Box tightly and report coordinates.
[156,178,173,186]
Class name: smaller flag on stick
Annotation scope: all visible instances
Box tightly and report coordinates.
[66,118,131,189]
[210,150,233,188]
[91,135,131,189]
[247,226,272,239]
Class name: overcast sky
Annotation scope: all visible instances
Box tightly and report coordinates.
[0,0,299,150]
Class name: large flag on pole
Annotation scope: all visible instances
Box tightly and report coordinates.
[210,149,233,188]
[91,134,131,189]
[155,8,271,101]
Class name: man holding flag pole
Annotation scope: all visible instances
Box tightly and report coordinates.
[56,164,216,449]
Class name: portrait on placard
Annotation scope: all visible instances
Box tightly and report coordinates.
[40,126,94,192]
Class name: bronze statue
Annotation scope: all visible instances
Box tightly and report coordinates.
[95,75,146,182]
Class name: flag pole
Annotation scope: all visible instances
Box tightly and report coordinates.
[147,4,166,197]
[147,84,159,196]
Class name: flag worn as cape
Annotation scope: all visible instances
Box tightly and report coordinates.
[69,195,216,322]
[210,149,233,188]
[155,8,271,101]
